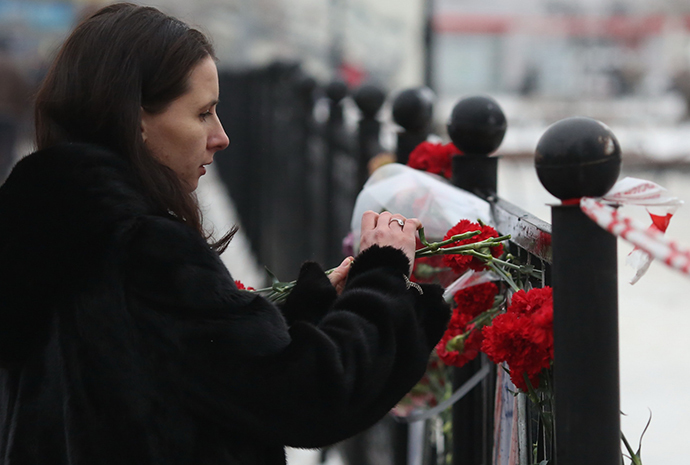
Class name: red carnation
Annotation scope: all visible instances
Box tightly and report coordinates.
[407,142,459,179]
[454,282,498,319]
[436,313,483,368]
[441,220,504,274]
[436,282,498,368]
[508,287,553,317]
[234,280,255,291]
[482,287,553,391]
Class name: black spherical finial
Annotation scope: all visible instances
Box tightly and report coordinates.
[325,80,348,103]
[535,117,621,200]
[392,87,435,132]
[353,84,386,119]
[447,95,506,155]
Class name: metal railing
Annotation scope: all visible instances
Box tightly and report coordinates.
[214,62,622,465]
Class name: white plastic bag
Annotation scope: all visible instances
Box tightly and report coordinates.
[350,163,492,253]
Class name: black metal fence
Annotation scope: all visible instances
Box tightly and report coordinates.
[215,64,364,280]
[214,61,621,465]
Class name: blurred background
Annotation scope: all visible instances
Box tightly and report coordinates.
[2,0,690,463]
[6,0,690,157]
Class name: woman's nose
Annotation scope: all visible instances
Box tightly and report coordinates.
[210,118,230,152]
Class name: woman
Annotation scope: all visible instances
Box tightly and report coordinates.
[0,3,450,464]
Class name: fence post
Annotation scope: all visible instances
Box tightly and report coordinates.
[293,71,318,262]
[535,117,622,465]
[446,95,507,465]
[324,80,349,265]
[447,95,506,200]
[392,87,434,165]
[353,84,385,192]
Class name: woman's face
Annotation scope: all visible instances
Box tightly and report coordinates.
[141,56,230,192]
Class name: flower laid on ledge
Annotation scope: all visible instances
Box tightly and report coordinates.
[407,237,555,463]
[415,220,535,293]
[397,219,551,422]
[440,220,504,274]
[407,141,459,179]
[436,282,499,368]
[482,286,554,392]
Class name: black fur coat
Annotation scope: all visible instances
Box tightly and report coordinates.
[0,144,450,465]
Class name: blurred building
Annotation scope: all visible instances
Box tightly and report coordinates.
[7,0,690,160]
[1,0,429,91]
[433,0,690,128]
[139,0,428,90]
[0,0,77,84]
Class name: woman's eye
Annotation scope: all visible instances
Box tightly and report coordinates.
[200,111,212,120]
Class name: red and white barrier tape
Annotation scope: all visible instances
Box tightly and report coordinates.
[580,197,690,277]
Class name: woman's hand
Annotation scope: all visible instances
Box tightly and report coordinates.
[328,256,354,295]
[359,211,421,275]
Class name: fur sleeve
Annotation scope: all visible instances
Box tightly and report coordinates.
[124,216,291,358]
[280,262,337,325]
[123,218,450,449]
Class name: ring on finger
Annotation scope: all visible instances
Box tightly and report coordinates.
[389,218,405,228]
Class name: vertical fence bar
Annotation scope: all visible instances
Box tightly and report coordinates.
[392,87,434,165]
[353,84,385,192]
[447,96,506,465]
[324,81,349,265]
[386,86,433,465]
[535,117,622,465]
[265,62,311,278]
[294,73,319,262]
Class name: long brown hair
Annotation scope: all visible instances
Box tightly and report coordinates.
[34,2,235,252]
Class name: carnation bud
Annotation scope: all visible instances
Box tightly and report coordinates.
[414,262,443,280]
[446,334,466,353]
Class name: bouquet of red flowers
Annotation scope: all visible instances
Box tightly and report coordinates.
[482,286,554,391]
[407,141,460,179]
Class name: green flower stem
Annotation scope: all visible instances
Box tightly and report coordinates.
[488,261,520,292]
[415,230,482,254]
[491,257,543,279]
[621,432,643,465]
[470,305,502,327]
[446,304,503,352]
[523,372,554,451]
[523,373,541,408]
[254,269,334,295]
[467,250,493,261]
[418,227,430,247]
[254,228,539,302]
[415,237,506,257]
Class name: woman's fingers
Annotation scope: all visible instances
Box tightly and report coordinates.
[358,211,421,275]
[402,217,421,233]
[376,211,392,229]
[328,256,354,295]
[361,210,379,230]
